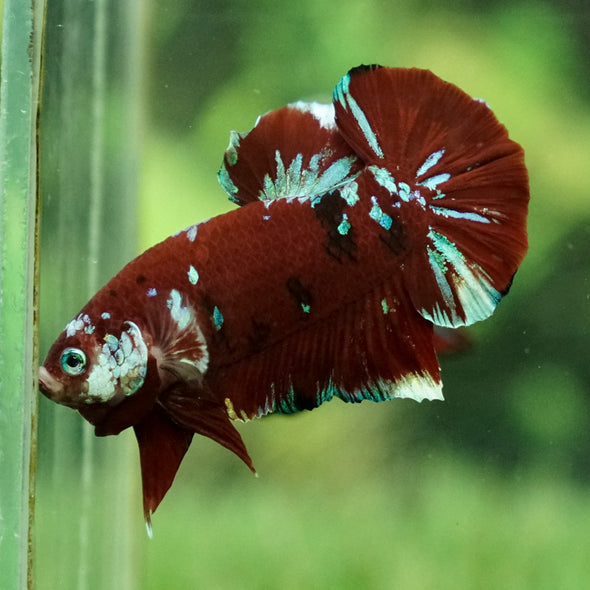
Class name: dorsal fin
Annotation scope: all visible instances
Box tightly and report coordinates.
[218,102,362,206]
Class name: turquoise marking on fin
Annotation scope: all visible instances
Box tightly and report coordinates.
[334,74,384,159]
[398,182,411,202]
[275,385,299,414]
[368,165,397,194]
[218,165,240,202]
[340,180,360,206]
[423,229,502,327]
[369,196,393,230]
[260,150,359,202]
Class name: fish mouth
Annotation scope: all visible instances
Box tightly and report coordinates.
[38,366,69,404]
[38,367,132,433]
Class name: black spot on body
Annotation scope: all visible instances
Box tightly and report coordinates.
[313,191,357,261]
[286,276,313,315]
[248,319,272,352]
[379,219,406,255]
[136,274,148,284]
[109,289,117,297]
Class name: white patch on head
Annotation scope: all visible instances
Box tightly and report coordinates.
[65,313,95,337]
[85,321,148,403]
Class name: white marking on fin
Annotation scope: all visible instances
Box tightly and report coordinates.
[431,206,490,224]
[418,173,451,191]
[334,74,384,159]
[423,229,501,327]
[289,101,336,129]
[416,149,445,178]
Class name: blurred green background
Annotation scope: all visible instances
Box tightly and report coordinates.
[35,0,590,588]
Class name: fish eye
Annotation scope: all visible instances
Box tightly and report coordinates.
[60,348,87,376]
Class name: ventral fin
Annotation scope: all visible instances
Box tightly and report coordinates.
[209,277,442,422]
[218,102,361,205]
[333,65,529,327]
[133,404,194,521]
[161,384,256,474]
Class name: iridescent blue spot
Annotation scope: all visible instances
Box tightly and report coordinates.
[301,303,311,314]
[276,385,299,414]
[381,299,389,314]
[337,214,351,236]
[101,312,111,320]
[188,265,199,285]
[147,288,157,298]
[316,380,338,406]
[369,196,393,230]
[213,306,224,330]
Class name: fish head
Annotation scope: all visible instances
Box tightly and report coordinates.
[39,313,152,430]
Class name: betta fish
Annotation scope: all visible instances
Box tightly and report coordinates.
[39,65,529,527]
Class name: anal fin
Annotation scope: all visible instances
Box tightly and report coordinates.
[161,385,257,474]
[209,278,442,421]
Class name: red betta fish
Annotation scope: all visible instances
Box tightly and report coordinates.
[39,65,529,527]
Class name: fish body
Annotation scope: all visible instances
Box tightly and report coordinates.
[39,65,529,521]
